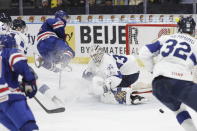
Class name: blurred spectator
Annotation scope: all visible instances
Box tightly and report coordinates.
[41,16,47,22]
[139,15,144,23]
[130,15,135,22]
[42,0,50,8]
[169,15,173,22]
[148,15,153,22]
[89,0,96,6]
[98,15,104,22]
[41,0,50,15]
[88,15,93,22]
[51,0,57,8]
[114,0,127,5]
[77,15,82,22]
[57,0,64,8]
[29,16,35,23]
[120,15,127,22]
[79,0,85,6]
[110,15,115,22]
[96,0,104,5]
[105,0,113,6]
[159,15,164,22]
[66,16,71,23]
[129,0,143,5]
[51,0,66,9]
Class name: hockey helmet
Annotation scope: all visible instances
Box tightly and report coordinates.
[0,21,8,35]
[177,16,196,35]
[12,19,27,33]
[89,45,104,65]
[0,13,12,26]
[54,10,69,23]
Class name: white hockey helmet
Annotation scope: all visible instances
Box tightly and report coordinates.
[89,45,104,65]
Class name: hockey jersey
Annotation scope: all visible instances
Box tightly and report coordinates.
[0,34,16,48]
[0,48,35,102]
[85,54,140,89]
[37,18,66,42]
[10,30,29,55]
[139,33,197,81]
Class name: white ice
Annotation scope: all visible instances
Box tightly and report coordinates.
[1,64,197,131]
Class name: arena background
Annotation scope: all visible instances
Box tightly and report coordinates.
[11,14,197,64]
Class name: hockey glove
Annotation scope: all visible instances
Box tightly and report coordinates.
[21,79,37,98]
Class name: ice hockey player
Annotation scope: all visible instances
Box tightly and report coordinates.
[0,22,39,130]
[10,19,29,55]
[139,16,197,131]
[36,10,75,72]
[0,12,12,33]
[82,45,147,105]
[0,12,17,48]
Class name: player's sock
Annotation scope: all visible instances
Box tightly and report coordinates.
[174,105,197,131]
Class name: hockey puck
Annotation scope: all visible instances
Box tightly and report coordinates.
[159,109,164,113]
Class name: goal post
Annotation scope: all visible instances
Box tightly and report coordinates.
[125,24,177,55]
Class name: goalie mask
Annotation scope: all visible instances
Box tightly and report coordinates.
[177,16,196,35]
[89,45,104,65]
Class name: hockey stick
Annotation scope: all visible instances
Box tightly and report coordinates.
[59,70,62,89]
[132,90,152,94]
[34,96,65,114]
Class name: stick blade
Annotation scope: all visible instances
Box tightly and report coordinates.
[46,107,65,114]
[34,94,66,114]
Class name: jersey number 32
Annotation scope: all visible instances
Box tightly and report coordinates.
[161,39,191,60]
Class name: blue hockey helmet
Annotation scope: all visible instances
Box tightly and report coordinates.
[54,10,69,23]
[177,16,196,35]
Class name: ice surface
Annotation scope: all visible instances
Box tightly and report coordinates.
[0,64,197,131]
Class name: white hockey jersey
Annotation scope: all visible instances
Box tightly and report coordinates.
[10,30,28,55]
[86,53,140,88]
[139,33,197,81]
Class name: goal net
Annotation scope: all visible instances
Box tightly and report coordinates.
[125,24,178,91]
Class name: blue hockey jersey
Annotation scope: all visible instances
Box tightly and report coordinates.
[0,48,35,102]
[37,18,66,42]
[0,34,16,48]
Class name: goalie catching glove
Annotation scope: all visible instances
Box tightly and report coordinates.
[20,78,37,98]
